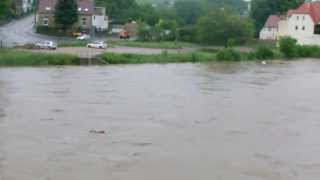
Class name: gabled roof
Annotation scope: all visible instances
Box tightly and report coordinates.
[288,2,320,24]
[264,15,281,28]
[38,0,94,15]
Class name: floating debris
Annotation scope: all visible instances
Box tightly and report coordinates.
[89,130,106,134]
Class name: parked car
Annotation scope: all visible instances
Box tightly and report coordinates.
[86,41,107,49]
[76,34,90,40]
[35,41,57,50]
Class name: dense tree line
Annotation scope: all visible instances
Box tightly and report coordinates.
[0,0,14,20]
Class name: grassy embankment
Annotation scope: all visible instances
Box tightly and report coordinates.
[2,37,318,66]
[112,40,199,49]
[0,49,80,66]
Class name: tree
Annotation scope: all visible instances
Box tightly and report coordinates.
[54,0,78,31]
[206,0,247,14]
[174,0,205,25]
[155,19,178,41]
[95,0,138,23]
[196,8,254,45]
[251,0,304,33]
[0,0,14,20]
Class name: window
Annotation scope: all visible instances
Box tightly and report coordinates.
[302,26,305,30]
[93,16,96,20]
[268,28,271,32]
[43,17,49,26]
[78,8,82,11]
[303,16,305,20]
[85,8,88,12]
[45,7,51,11]
[297,16,299,20]
[82,18,86,26]
[295,26,298,30]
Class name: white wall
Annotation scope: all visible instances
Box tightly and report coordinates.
[92,15,109,31]
[277,19,289,38]
[288,14,314,42]
[259,27,278,40]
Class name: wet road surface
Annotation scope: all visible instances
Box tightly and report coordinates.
[1,60,320,180]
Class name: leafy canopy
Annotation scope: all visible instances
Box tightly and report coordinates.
[0,0,14,20]
[54,0,78,30]
[196,8,254,45]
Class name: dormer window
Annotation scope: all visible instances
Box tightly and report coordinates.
[78,8,82,11]
[45,7,51,10]
[84,8,89,12]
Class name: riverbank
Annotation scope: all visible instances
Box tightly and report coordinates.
[2,37,320,66]
[0,49,80,66]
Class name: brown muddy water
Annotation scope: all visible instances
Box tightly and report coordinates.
[0,60,320,180]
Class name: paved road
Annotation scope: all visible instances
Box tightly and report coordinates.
[0,15,54,47]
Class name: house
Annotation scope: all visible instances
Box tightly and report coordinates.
[259,15,281,40]
[286,2,320,44]
[36,0,94,31]
[92,7,109,32]
[14,0,34,15]
[260,1,320,45]
[124,21,138,37]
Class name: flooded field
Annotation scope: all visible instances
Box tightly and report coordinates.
[0,60,320,180]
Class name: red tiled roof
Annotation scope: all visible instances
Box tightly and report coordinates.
[288,2,320,24]
[38,0,94,15]
[264,15,281,28]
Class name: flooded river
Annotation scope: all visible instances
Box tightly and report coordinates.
[0,60,320,180]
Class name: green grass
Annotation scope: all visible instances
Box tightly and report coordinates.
[100,50,215,64]
[112,40,199,49]
[58,40,90,47]
[0,49,80,66]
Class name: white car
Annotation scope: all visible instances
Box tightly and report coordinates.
[76,34,90,40]
[35,41,57,50]
[86,41,107,49]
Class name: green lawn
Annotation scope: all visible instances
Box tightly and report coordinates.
[100,50,216,64]
[0,49,80,66]
[111,40,200,49]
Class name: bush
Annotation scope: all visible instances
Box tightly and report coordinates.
[216,48,241,61]
[255,46,274,60]
[279,36,298,58]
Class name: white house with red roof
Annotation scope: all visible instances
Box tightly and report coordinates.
[259,15,281,40]
[286,2,320,43]
[260,1,320,45]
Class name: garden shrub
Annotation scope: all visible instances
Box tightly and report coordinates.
[216,48,241,61]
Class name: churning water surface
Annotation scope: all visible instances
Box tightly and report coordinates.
[0,60,320,180]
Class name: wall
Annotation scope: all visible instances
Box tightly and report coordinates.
[288,14,314,42]
[259,27,278,40]
[92,15,108,31]
[37,14,92,30]
[277,19,289,38]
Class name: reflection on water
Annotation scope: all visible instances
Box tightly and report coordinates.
[0,60,320,180]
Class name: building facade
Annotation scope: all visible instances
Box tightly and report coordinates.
[36,0,94,31]
[14,0,34,15]
[260,2,320,45]
[92,7,109,32]
[259,15,281,40]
